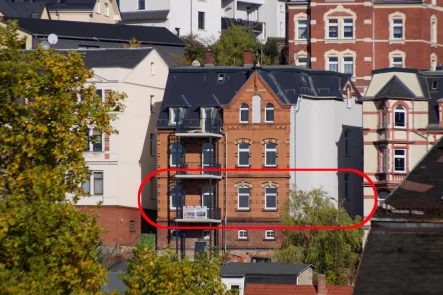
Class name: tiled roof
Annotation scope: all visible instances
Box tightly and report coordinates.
[244,284,317,295]
[327,285,354,295]
[121,9,170,21]
[221,262,313,277]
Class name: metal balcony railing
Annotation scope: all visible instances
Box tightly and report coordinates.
[177,206,221,221]
[221,17,264,33]
[176,162,222,177]
[176,118,222,134]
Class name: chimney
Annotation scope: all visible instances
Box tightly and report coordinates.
[317,274,327,295]
[204,50,214,67]
[244,50,254,67]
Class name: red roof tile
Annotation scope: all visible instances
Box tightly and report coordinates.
[327,286,354,295]
[244,284,317,295]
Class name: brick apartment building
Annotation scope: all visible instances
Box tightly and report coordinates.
[362,67,443,232]
[286,0,443,93]
[155,51,363,258]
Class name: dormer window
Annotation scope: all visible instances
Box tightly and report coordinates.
[217,74,225,83]
[169,108,181,125]
[431,80,438,90]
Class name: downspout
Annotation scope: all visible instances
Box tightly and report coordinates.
[412,99,431,152]
[372,4,375,70]
[223,131,228,253]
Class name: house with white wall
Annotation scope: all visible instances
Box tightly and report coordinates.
[65,47,168,246]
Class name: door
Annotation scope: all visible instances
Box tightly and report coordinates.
[202,143,213,174]
[201,108,212,132]
[201,187,213,208]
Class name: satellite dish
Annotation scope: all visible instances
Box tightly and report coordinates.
[48,34,58,45]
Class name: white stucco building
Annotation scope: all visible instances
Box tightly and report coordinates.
[68,47,168,246]
[118,0,286,43]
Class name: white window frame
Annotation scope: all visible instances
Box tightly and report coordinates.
[169,143,183,167]
[265,103,274,123]
[96,0,100,14]
[342,56,354,75]
[238,230,248,240]
[296,57,308,68]
[238,143,250,167]
[327,19,338,39]
[240,104,249,123]
[327,56,339,72]
[170,187,182,210]
[342,18,353,39]
[393,149,406,173]
[170,230,180,238]
[265,187,277,210]
[394,105,406,128]
[104,3,109,17]
[87,128,104,152]
[297,19,308,40]
[391,56,404,68]
[280,4,284,13]
[169,108,181,125]
[265,230,275,240]
[150,95,155,113]
[237,187,250,210]
[391,19,404,40]
[265,143,277,167]
[202,230,211,239]
[83,171,104,196]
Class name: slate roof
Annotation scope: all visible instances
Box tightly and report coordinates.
[157,66,357,129]
[420,70,443,125]
[8,17,186,46]
[40,0,97,11]
[57,48,154,69]
[220,262,313,277]
[373,75,416,99]
[121,10,170,21]
[244,284,354,295]
[0,0,46,18]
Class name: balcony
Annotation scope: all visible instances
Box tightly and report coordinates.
[221,17,264,34]
[175,162,222,179]
[176,206,222,223]
[176,118,223,138]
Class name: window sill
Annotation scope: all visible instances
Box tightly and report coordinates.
[325,39,355,44]
[238,238,249,241]
[236,165,251,168]
[262,209,278,212]
[236,209,251,212]
[263,165,277,168]
[239,122,249,124]
[389,39,405,44]
[263,238,276,241]
[294,39,308,44]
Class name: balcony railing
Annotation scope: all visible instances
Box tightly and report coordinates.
[176,206,222,221]
[158,118,222,134]
[221,17,264,33]
[176,162,222,177]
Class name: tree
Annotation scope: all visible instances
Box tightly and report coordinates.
[122,246,234,295]
[212,25,260,66]
[123,37,141,48]
[261,38,280,66]
[0,19,126,294]
[171,34,208,67]
[276,186,363,285]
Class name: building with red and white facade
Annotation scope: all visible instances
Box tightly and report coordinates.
[286,0,443,93]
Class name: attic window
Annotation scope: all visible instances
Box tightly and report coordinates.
[217,74,226,83]
[432,80,438,90]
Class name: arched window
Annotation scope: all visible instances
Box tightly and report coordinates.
[240,103,249,123]
[265,103,274,123]
[394,105,406,128]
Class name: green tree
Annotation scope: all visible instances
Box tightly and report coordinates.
[0,19,126,294]
[261,38,280,66]
[122,246,232,295]
[123,37,141,48]
[212,24,260,66]
[276,186,363,285]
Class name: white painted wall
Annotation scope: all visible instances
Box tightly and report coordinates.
[259,0,286,40]
[292,95,363,217]
[76,49,167,210]
[222,277,245,295]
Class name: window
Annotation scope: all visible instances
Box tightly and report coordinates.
[201,187,213,207]
[87,129,103,152]
[170,230,180,238]
[343,19,353,39]
[169,108,181,124]
[378,191,390,206]
[150,134,154,156]
[344,130,349,156]
[391,57,404,68]
[169,143,183,167]
[96,89,104,101]
[150,95,155,113]
[394,149,406,173]
[231,285,240,291]
[104,3,109,16]
[151,62,155,75]
[328,56,339,72]
[265,230,275,240]
[82,177,90,194]
[202,230,211,239]
[240,103,249,123]
[138,0,145,10]
[198,12,205,30]
[238,143,250,167]
[265,187,277,210]
[344,173,349,201]
[297,20,308,40]
[265,103,274,123]
[392,19,403,40]
[93,172,103,195]
[394,105,406,128]
[379,147,387,173]
[217,73,225,83]
[346,88,352,107]
[238,187,250,210]
[238,230,248,239]
[96,0,100,13]
[280,22,283,38]
[170,187,183,210]
[252,95,261,123]
[432,80,439,90]
[328,19,338,39]
[296,57,308,68]
[265,143,277,167]
[129,220,135,232]
[280,4,284,13]
[343,57,354,75]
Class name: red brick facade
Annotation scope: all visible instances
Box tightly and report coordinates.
[78,206,141,246]
[287,1,443,92]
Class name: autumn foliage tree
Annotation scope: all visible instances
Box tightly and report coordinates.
[0,19,126,294]
[276,186,363,285]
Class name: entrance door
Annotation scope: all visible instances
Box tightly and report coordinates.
[202,143,213,175]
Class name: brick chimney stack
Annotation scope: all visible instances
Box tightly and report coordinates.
[317,274,327,295]
[244,50,254,66]
[204,50,214,66]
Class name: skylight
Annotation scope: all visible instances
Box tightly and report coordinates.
[217,73,225,83]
